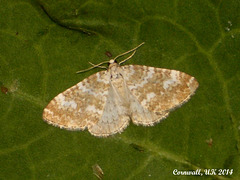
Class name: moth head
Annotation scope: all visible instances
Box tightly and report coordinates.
[108,59,119,70]
[109,59,116,64]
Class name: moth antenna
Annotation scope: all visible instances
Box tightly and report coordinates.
[114,42,145,62]
[119,50,136,65]
[76,61,109,73]
[89,62,107,70]
[76,42,145,73]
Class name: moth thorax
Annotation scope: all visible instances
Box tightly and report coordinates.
[109,65,123,81]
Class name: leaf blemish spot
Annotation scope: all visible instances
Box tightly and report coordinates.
[1,86,8,94]
[105,51,112,58]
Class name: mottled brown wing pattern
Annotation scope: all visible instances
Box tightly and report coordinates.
[43,71,110,131]
[122,65,199,124]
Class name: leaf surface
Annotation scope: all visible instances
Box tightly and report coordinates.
[0,0,239,179]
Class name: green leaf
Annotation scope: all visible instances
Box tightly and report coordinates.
[1,0,239,179]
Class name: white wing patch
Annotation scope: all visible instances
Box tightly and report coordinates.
[57,94,77,109]
[141,92,156,106]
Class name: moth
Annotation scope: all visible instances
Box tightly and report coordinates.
[43,43,199,137]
